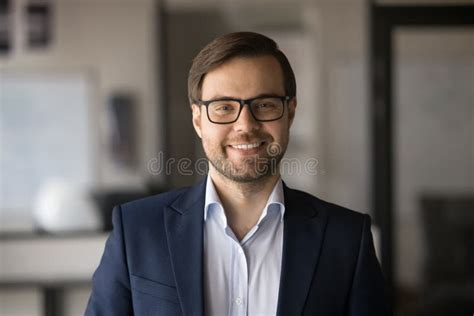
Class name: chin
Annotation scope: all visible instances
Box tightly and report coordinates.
[218,169,270,183]
[210,156,281,183]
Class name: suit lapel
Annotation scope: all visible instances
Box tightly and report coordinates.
[164,179,206,316]
[277,184,328,316]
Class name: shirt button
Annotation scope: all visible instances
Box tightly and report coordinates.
[235,297,242,305]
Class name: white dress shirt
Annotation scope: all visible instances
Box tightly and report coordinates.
[203,175,285,316]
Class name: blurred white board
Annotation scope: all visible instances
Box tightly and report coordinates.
[0,71,95,231]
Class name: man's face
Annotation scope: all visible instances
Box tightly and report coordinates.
[192,55,296,183]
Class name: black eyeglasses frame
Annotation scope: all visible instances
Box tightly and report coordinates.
[195,95,294,124]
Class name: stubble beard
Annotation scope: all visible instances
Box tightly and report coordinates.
[202,138,286,183]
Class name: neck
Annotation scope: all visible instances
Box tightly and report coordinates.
[209,167,280,240]
[210,168,280,204]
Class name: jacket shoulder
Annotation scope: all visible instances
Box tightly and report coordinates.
[317,196,367,224]
[287,187,367,222]
[285,187,370,246]
[119,186,190,216]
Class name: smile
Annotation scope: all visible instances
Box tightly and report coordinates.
[230,141,264,150]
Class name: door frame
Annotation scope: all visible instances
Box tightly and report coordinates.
[369,3,474,293]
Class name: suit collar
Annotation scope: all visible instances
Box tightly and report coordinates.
[169,177,207,214]
[282,181,319,217]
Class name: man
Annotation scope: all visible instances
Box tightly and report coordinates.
[86,32,390,315]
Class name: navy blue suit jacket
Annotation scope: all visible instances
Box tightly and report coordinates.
[85,179,390,315]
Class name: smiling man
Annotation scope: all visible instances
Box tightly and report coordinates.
[86,32,390,316]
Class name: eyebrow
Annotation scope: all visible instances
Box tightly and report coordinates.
[202,92,284,101]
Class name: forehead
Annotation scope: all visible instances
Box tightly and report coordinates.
[201,55,285,100]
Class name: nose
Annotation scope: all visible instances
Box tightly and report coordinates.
[233,104,260,132]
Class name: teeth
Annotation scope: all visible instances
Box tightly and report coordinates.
[231,143,261,150]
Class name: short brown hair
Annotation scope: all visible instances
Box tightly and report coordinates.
[187,32,296,105]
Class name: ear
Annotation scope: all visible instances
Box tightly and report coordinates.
[287,97,297,128]
[191,104,203,139]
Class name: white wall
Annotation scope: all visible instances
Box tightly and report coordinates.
[0,0,160,189]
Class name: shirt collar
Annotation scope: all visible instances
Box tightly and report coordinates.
[204,175,223,221]
[204,175,285,223]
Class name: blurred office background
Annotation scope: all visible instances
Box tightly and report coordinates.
[0,0,472,315]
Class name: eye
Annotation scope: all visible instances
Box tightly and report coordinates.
[210,101,238,114]
[254,100,278,110]
[215,104,233,111]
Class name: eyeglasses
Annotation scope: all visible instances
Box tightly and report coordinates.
[196,95,293,124]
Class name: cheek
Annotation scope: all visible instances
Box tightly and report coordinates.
[266,121,290,142]
[201,123,228,147]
